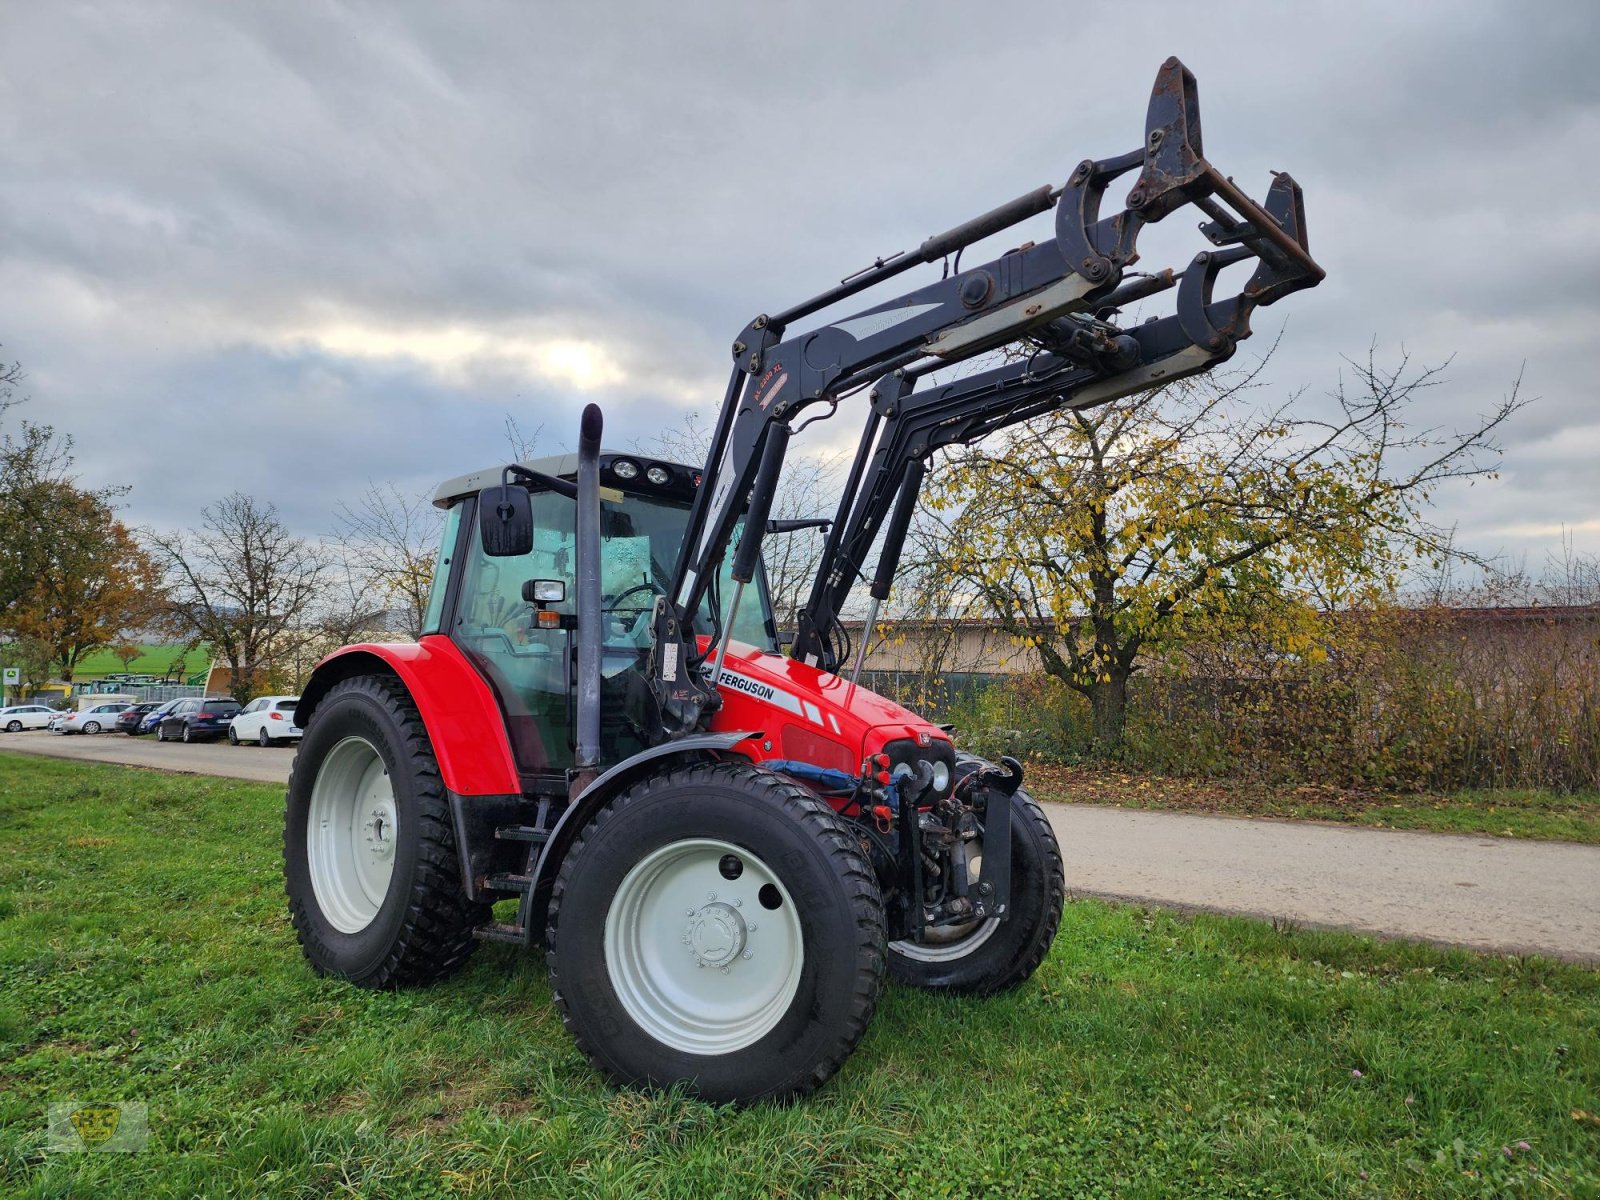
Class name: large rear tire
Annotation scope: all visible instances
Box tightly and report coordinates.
[887,786,1064,995]
[284,674,487,988]
[548,761,885,1104]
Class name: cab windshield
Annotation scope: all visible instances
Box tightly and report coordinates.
[448,485,775,776]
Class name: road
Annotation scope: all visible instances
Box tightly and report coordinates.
[5,731,1598,963]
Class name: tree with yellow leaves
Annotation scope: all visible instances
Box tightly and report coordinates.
[920,349,1524,755]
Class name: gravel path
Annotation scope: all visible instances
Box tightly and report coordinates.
[6,731,1597,962]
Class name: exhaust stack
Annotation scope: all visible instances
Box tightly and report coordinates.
[573,403,604,790]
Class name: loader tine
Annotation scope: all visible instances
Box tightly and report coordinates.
[1124,56,1211,222]
[1054,56,1210,288]
[1241,172,1320,308]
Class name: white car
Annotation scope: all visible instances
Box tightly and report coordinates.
[58,702,132,734]
[0,704,56,732]
[228,695,302,746]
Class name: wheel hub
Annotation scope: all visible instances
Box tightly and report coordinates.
[364,801,398,864]
[685,901,747,967]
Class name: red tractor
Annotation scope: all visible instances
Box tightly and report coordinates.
[284,58,1324,1103]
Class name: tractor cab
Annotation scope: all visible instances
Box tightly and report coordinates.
[426,451,776,778]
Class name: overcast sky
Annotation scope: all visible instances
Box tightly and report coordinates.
[2,1,1596,570]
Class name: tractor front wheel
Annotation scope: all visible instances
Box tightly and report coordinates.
[887,787,1064,995]
[548,762,885,1104]
[284,674,487,987]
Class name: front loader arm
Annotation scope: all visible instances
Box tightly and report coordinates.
[791,169,1321,674]
[643,57,1323,738]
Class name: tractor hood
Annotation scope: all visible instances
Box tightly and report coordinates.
[705,639,950,774]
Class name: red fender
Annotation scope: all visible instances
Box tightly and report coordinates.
[297,637,520,796]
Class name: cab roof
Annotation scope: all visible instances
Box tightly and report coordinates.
[432,450,701,508]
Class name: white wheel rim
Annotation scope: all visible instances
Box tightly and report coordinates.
[889,849,1002,962]
[604,838,803,1055]
[307,736,399,934]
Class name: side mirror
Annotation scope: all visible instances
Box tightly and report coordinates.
[478,484,533,557]
[521,579,566,605]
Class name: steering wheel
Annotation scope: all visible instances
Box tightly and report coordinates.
[603,581,666,612]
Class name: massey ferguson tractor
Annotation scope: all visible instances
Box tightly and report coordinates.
[284,58,1324,1103]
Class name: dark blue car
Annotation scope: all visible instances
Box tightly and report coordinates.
[140,698,185,734]
[157,697,241,743]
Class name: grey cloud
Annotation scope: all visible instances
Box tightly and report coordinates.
[1,0,1595,567]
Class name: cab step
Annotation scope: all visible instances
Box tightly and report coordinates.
[494,824,550,844]
[474,922,527,944]
[483,872,534,894]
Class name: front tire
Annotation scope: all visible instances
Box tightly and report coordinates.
[228,727,240,745]
[83,721,101,734]
[548,762,885,1104]
[5,720,20,733]
[887,786,1064,995]
[284,674,487,987]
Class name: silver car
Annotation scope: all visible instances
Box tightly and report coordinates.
[58,702,132,734]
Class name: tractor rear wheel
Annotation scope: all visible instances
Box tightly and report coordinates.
[547,761,885,1104]
[284,674,487,987]
[887,787,1064,995]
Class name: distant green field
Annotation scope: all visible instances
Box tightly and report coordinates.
[70,645,201,680]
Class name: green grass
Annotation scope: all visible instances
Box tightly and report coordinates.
[1,753,1596,1198]
[1027,763,1600,845]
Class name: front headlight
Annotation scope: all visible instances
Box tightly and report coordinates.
[930,759,951,794]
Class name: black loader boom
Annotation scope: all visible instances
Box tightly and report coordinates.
[791,169,1314,676]
[645,57,1323,735]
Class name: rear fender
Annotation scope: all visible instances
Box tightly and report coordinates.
[525,731,762,944]
[296,638,520,797]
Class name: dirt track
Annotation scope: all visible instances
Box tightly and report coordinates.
[5,731,1597,963]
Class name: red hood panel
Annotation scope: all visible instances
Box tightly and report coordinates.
[703,639,946,764]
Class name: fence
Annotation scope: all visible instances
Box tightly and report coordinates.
[79,681,207,702]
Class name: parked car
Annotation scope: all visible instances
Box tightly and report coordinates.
[59,702,132,734]
[115,702,162,735]
[0,704,56,732]
[157,697,241,743]
[139,698,186,734]
[228,696,302,746]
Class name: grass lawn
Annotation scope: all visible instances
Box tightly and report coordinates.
[1027,763,1600,845]
[2,753,1597,1198]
